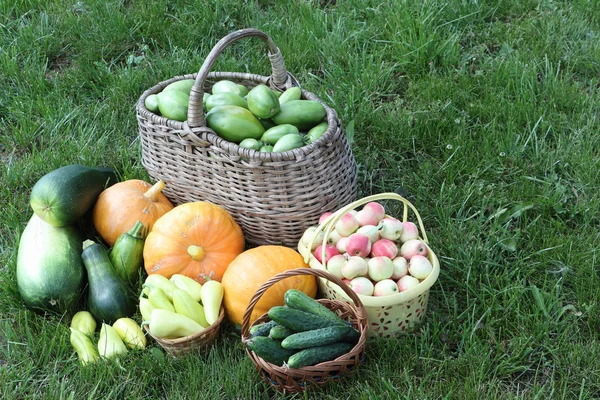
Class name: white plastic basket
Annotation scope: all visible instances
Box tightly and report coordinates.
[297,193,440,338]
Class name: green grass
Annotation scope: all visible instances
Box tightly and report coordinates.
[2,0,600,398]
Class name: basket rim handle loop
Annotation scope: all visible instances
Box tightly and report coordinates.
[188,28,290,128]
[240,268,367,339]
[305,192,429,267]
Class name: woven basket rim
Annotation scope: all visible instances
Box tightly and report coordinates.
[135,72,343,163]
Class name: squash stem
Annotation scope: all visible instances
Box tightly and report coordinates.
[187,245,206,262]
[144,180,166,202]
[127,220,147,239]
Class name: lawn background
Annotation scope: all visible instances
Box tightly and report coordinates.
[1,0,600,398]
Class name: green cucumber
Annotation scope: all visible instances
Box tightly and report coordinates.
[268,306,347,332]
[16,214,85,314]
[245,336,297,366]
[269,324,294,340]
[272,133,304,152]
[247,84,281,119]
[278,87,302,105]
[271,100,326,130]
[248,320,278,338]
[281,325,353,350]
[260,124,299,145]
[284,289,347,324]
[82,240,137,324]
[30,164,118,227]
[206,105,265,143]
[205,92,248,112]
[286,342,354,369]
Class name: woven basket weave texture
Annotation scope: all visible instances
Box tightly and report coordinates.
[136,29,357,247]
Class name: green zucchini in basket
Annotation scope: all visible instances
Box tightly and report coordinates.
[284,289,347,325]
[286,342,355,369]
[268,306,347,333]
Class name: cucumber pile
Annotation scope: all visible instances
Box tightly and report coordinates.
[245,289,360,369]
[145,79,329,151]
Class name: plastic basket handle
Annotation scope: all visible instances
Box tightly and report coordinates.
[240,268,367,339]
[188,28,291,128]
[306,192,430,268]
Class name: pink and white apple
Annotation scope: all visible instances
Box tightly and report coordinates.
[325,254,348,279]
[334,213,360,237]
[300,227,325,251]
[345,233,372,258]
[341,256,368,279]
[370,238,398,259]
[391,256,409,280]
[355,208,379,227]
[349,276,375,296]
[408,255,433,280]
[319,212,333,224]
[399,239,428,260]
[367,256,394,281]
[379,217,403,241]
[397,275,420,292]
[399,221,419,242]
[356,225,380,243]
[313,244,340,264]
[325,229,343,246]
[362,202,385,222]
[335,236,348,253]
[374,279,399,296]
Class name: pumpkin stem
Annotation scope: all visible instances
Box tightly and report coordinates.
[144,180,166,202]
[187,245,206,262]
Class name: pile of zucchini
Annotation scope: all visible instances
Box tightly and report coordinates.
[245,289,361,369]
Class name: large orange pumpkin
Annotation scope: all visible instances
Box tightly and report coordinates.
[143,201,244,283]
[221,245,317,327]
[93,180,174,246]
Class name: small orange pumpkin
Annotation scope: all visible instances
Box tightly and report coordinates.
[93,180,174,246]
[221,245,317,327]
[143,201,245,283]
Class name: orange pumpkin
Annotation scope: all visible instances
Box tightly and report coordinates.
[143,201,245,283]
[221,245,317,327]
[93,180,174,246]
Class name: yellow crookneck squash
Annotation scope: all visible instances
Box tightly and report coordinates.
[143,201,245,283]
[221,245,317,327]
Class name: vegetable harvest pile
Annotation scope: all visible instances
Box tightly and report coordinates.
[15,163,327,366]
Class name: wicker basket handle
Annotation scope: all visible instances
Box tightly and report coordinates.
[188,28,291,128]
[305,192,430,267]
[240,268,367,339]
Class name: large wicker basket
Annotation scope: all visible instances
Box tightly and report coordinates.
[136,28,357,247]
[297,193,441,338]
[241,268,368,394]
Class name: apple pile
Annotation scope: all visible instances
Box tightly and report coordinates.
[300,201,434,297]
